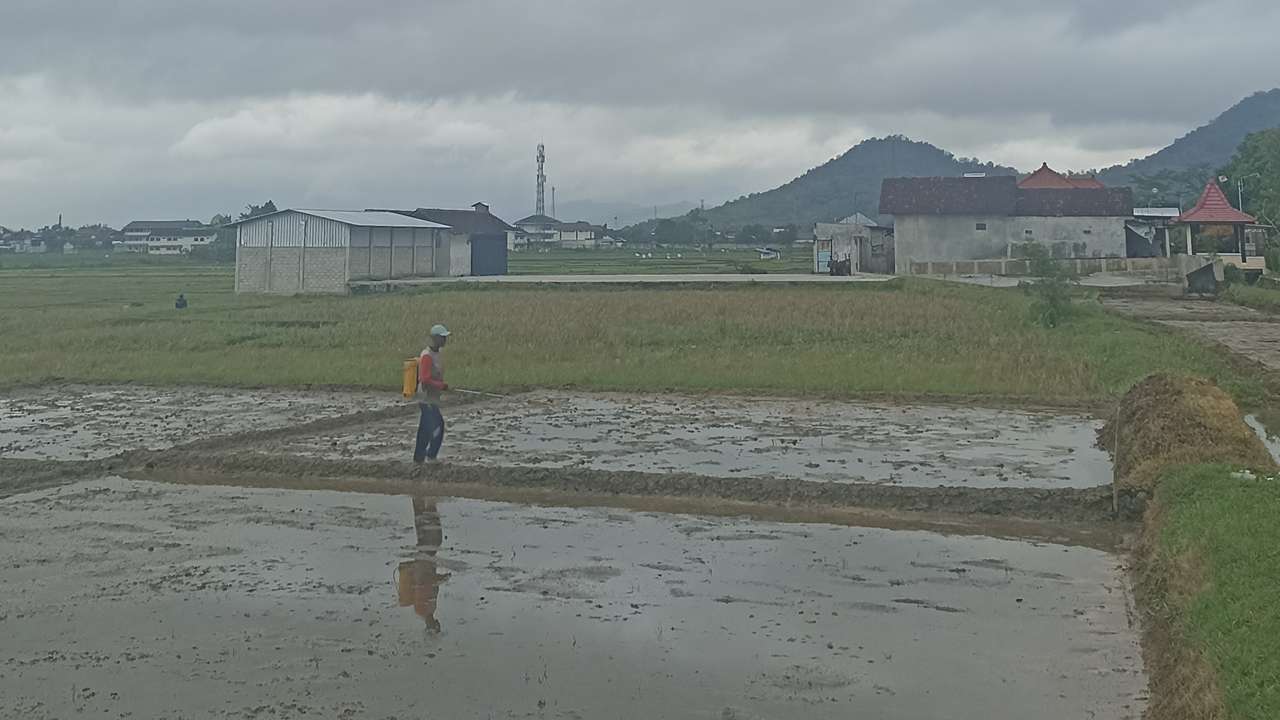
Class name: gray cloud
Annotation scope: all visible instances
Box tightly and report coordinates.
[1,0,1278,227]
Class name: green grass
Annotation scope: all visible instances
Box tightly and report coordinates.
[1221,283,1280,314]
[1154,464,1280,719]
[0,265,1263,405]
[0,249,220,271]
[508,247,814,275]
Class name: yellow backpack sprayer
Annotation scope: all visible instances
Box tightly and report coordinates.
[401,357,503,400]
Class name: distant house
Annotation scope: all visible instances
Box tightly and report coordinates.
[228,209,450,294]
[514,214,610,249]
[813,215,894,274]
[1018,163,1106,189]
[880,174,1133,274]
[379,202,513,276]
[555,221,606,249]
[119,220,217,254]
[513,214,561,248]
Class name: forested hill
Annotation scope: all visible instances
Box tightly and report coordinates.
[698,136,1016,229]
[1098,89,1280,187]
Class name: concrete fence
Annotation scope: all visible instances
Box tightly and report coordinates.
[906,255,1210,282]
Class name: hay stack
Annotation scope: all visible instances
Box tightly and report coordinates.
[1101,374,1276,491]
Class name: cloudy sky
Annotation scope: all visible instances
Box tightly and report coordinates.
[2,0,1278,229]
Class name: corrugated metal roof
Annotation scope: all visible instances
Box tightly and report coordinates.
[1134,207,1181,218]
[225,209,449,228]
[295,210,449,228]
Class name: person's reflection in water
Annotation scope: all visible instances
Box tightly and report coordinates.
[396,496,449,632]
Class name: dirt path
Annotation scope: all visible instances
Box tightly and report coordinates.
[1102,296,1280,370]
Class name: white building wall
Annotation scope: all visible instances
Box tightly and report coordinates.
[448,233,471,276]
[892,215,1126,274]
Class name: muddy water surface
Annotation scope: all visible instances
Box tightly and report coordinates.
[0,478,1144,719]
[0,386,400,461]
[262,392,1111,489]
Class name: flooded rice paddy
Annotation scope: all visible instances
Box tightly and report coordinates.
[0,478,1144,719]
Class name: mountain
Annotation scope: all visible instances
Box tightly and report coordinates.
[630,89,1279,232]
[691,136,1016,230]
[1098,89,1280,187]
[548,199,698,228]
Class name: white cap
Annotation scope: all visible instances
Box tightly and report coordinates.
[430,324,451,337]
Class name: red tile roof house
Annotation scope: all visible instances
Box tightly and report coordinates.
[880,174,1133,275]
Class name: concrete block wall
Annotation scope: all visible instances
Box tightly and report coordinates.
[369,248,392,279]
[905,255,1201,281]
[348,247,371,280]
[414,234,434,275]
[301,248,348,293]
[236,247,269,293]
[268,247,302,294]
[390,246,415,278]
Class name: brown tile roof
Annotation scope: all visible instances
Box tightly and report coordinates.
[1013,188,1133,217]
[377,208,516,234]
[1177,181,1256,224]
[1067,176,1105,189]
[879,176,1017,215]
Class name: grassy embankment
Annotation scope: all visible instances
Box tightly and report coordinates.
[0,264,1264,408]
[1142,465,1280,720]
[1220,282,1280,314]
[1104,375,1279,720]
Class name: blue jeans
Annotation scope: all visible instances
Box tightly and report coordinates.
[414,404,445,462]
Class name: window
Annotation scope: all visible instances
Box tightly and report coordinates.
[1083,229,1092,235]
[1024,229,1034,236]
[975,222,987,231]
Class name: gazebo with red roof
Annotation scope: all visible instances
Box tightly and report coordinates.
[1175,180,1258,262]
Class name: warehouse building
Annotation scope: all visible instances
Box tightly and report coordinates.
[378,202,513,276]
[231,209,449,294]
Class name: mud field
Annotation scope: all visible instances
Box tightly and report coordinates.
[247,392,1112,490]
[1103,296,1280,370]
[0,384,1146,717]
[0,477,1145,719]
[0,385,401,461]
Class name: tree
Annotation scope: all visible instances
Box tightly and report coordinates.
[1220,128,1280,230]
[210,213,234,226]
[1126,165,1212,209]
[239,201,277,220]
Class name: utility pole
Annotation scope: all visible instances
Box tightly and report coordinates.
[1233,172,1261,212]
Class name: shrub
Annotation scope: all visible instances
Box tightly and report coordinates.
[1022,242,1074,327]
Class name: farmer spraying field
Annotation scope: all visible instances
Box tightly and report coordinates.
[413,324,450,463]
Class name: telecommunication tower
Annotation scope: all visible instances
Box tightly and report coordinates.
[536,144,546,216]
